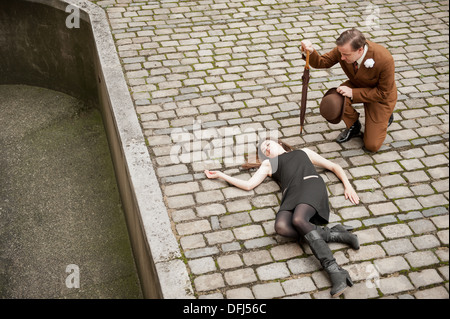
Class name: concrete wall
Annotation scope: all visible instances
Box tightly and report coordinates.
[0,0,193,299]
[0,0,98,106]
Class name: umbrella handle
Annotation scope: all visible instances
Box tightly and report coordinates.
[305,50,310,70]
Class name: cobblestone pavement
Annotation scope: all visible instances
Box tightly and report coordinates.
[91,0,448,299]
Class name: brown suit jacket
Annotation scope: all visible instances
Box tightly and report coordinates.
[309,40,397,108]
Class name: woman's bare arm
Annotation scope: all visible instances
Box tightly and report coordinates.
[301,148,360,205]
[205,160,272,191]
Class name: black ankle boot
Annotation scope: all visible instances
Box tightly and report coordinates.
[317,225,360,250]
[304,230,353,297]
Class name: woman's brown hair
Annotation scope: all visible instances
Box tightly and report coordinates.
[241,137,293,170]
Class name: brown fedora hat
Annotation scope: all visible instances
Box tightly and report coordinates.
[319,88,346,124]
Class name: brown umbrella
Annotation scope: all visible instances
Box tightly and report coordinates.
[300,50,310,135]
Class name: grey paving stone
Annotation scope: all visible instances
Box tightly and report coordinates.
[287,256,321,274]
[384,186,413,199]
[342,281,380,299]
[243,237,277,249]
[422,207,448,217]
[409,269,444,288]
[437,229,449,245]
[359,190,387,204]
[374,256,410,275]
[219,212,252,228]
[378,174,407,187]
[176,220,211,236]
[349,166,380,178]
[380,224,413,239]
[397,211,423,221]
[253,282,285,299]
[282,277,317,295]
[184,246,220,259]
[217,254,243,270]
[379,275,414,295]
[348,244,386,262]
[394,198,423,211]
[224,268,258,286]
[418,194,448,208]
[243,250,273,266]
[431,215,449,229]
[250,208,276,222]
[226,287,255,299]
[221,242,241,253]
[411,234,442,250]
[197,203,227,217]
[339,206,370,219]
[408,219,437,234]
[256,262,291,281]
[382,238,416,256]
[194,273,225,292]
[414,286,449,299]
[405,251,440,268]
[438,265,449,281]
[233,225,264,240]
[270,243,303,261]
[368,202,399,216]
[363,215,398,227]
[188,257,217,275]
[205,230,235,245]
[180,234,206,250]
[354,228,385,245]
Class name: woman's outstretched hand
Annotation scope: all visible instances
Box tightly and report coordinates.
[345,186,360,205]
[204,170,221,179]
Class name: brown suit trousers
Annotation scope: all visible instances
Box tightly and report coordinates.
[309,41,397,152]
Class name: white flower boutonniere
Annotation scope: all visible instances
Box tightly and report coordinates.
[364,58,375,68]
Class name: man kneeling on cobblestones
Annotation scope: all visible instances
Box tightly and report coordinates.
[301,28,397,152]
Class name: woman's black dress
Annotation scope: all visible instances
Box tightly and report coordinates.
[268,150,330,225]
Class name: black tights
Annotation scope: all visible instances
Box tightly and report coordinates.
[275,203,317,239]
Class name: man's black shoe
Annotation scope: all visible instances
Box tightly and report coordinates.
[336,120,361,143]
[388,113,394,127]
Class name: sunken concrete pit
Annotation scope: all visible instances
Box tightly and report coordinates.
[0,0,192,298]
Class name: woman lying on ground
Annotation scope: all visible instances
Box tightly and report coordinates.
[204,137,360,297]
